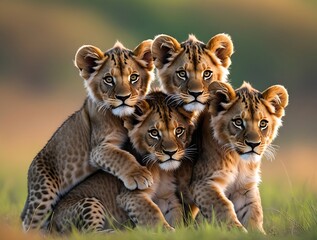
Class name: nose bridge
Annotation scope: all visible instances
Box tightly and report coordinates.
[245,123,261,143]
[162,133,178,152]
[115,76,130,97]
[187,72,203,92]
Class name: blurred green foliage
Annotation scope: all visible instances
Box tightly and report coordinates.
[2,0,317,89]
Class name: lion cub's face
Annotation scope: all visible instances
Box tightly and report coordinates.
[209,82,288,162]
[152,34,234,112]
[75,40,153,117]
[126,92,195,171]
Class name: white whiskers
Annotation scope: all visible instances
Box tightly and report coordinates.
[183,145,197,162]
[166,94,184,107]
[263,144,278,161]
[142,153,157,169]
[221,142,236,156]
[97,101,110,115]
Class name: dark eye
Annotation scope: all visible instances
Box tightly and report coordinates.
[176,70,187,80]
[259,119,268,130]
[175,127,185,137]
[232,118,244,129]
[130,73,139,84]
[203,70,213,80]
[103,76,114,86]
[148,129,160,139]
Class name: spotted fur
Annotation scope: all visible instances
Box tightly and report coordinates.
[46,91,196,233]
[152,33,234,112]
[21,40,154,231]
[187,81,288,233]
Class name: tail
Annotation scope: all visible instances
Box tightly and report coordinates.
[20,196,29,221]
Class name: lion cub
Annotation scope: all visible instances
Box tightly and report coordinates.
[21,40,154,231]
[152,33,234,112]
[47,92,196,233]
[189,81,288,233]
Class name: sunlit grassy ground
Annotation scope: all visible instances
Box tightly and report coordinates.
[0,171,316,240]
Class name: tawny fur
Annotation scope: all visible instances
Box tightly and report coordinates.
[184,81,288,233]
[46,92,196,233]
[21,40,154,231]
[152,33,234,112]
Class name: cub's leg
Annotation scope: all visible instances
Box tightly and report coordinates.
[116,189,174,231]
[190,180,247,232]
[21,159,61,231]
[49,197,107,233]
[90,143,153,191]
[230,186,265,234]
[158,193,183,227]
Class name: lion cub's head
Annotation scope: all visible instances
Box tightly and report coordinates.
[125,91,196,171]
[208,81,289,162]
[75,40,154,117]
[152,34,234,112]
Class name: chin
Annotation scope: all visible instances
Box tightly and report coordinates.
[183,102,205,112]
[240,153,262,163]
[159,160,181,171]
[112,106,135,117]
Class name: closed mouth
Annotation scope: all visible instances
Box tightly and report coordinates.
[240,150,260,156]
[186,100,204,105]
[160,158,178,163]
[113,103,133,109]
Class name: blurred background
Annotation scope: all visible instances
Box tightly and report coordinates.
[0,0,316,216]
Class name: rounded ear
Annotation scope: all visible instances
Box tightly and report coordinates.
[152,34,181,69]
[208,81,236,115]
[133,39,154,71]
[123,99,150,131]
[262,85,289,118]
[206,33,234,68]
[75,45,105,80]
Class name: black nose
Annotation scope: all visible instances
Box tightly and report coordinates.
[245,140,261,149]
[116,94,131,102]
[163,150,177,158]
[188,91,203,99]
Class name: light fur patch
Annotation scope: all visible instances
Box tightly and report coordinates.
[112,106,135,117]
[184,102,205,112]
[240,153,261,163]
[159,161,181,171]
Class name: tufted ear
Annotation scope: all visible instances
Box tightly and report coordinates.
[123,99,150,131]
[208,81,236,115]
[262,85,289,118]
[206,33,234,68]
[133,39,154,71]
[75,45,105,80]
[152,34,181,69]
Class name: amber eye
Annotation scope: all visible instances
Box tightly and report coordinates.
[203,70,213,80]
[176,70,187,80]
[259,119,268,130]
[175,127,185,137]
[232,118,244,129]
[130,73,139,84]
[103,76,114,86]
[148,129,160,139]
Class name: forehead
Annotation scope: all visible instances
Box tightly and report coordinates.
[101,47,139,73]
[232,89,270,120]
[144,106,187,129]
[107,47,133,64]
[172,41,219,70]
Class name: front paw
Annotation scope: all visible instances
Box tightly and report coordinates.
[122,166,153,190]
[228,221,248,233]
[163,223,175,232]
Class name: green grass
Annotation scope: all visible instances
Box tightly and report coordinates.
[0,170,316,239]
